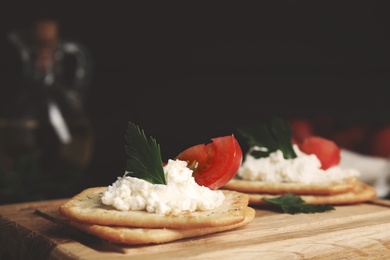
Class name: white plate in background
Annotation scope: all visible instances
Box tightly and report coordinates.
[340,149,390,198]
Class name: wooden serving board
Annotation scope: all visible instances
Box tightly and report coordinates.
[1,198,390,259]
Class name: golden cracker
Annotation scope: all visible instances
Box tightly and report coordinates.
[223,178,357,195]
[61,207,255,245]
[59,187,249,229]
[246,181,377,206]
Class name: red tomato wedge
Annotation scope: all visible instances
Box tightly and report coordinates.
[298,136,341,170]
[369,125,390,158]
[288,118,314,144]
[174,135,243,190]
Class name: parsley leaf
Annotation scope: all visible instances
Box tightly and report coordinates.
[237,117,297,159]
[263,194,335,214]
[125,122,166,185]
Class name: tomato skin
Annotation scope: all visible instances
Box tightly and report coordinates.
[174,135,243,190]
[289,118,314,144]
[369,125,390,158]
[330,125,368,151]
[298,136,340,170]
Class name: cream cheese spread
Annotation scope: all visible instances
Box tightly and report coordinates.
[101,159,225,215]
[237,145,360,184]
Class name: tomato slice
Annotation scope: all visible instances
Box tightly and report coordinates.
[288,118,314,144]
[174,135,243,190]
[369,125,390,158]
[298,136,341,170]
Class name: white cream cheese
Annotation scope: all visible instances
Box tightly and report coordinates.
[237,145,360,184]
[101,159,225,215]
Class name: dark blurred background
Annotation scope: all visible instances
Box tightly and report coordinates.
[1,1,390,202]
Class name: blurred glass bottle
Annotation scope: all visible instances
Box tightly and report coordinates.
[0,19,94,203]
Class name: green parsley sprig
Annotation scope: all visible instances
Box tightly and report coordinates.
[125,122,166,185]
[237,117,297,159]
[263,194,335,214]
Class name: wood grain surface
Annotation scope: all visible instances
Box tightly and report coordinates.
[1,198,390,260]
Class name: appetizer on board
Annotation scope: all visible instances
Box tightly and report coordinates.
[59,122,253,245]
[223,117,376,212]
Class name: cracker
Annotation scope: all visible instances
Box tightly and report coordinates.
[59,187,249,229]
[246,181,377,206]
[61,207,255,245]
[223,178,357,195]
